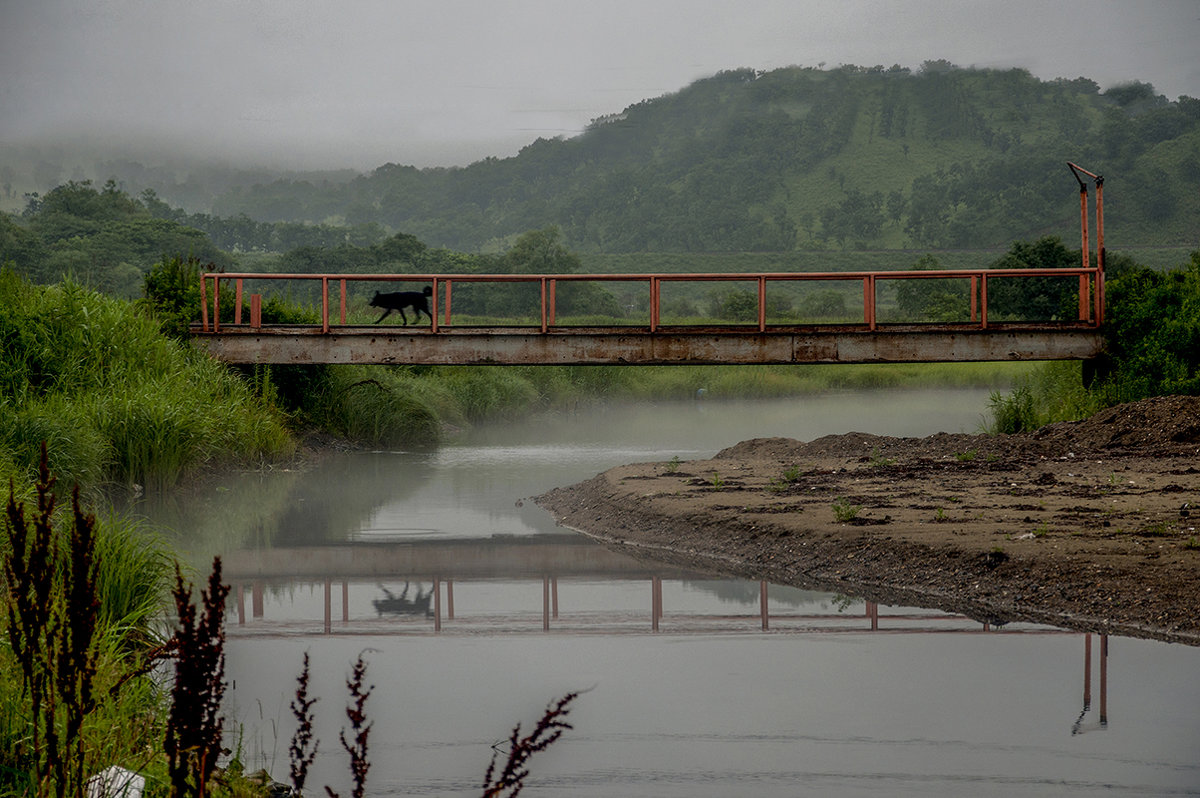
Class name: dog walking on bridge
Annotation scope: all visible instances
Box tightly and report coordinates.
[369,286,433,325]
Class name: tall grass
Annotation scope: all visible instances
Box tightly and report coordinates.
[0,269,294,490]
[986,361,1103,433]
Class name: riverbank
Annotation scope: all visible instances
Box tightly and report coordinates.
[537,395,1200,646]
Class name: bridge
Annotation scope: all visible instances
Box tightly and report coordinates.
[191,265,1105,365]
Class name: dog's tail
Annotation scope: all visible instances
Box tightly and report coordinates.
[422,285,432,296]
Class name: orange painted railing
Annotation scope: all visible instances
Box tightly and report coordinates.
[198,266,1104,335]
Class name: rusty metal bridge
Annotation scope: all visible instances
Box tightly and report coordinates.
[191,162,1108,367]
[191,265,1105,365]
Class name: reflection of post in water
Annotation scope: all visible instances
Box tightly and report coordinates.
[1072,633,1109,735]
[652,576,663,632]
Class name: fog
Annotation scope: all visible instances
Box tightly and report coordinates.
[2,0,1199,170]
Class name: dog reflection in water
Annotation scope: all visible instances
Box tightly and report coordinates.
[373,582,434,617]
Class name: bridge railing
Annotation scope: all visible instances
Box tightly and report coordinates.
[198,266,1104,334]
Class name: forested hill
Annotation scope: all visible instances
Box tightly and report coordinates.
[205,64,1197,252]
[10,62,1199,254]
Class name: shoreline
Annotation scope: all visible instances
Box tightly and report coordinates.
[537,395,1200,646]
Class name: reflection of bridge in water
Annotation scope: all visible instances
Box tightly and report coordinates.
[225,535,1112,730]
[225,535,1084,639]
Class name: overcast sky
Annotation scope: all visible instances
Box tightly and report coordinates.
[2,0,1199,170]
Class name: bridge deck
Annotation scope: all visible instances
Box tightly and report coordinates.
[192,322,1104,365]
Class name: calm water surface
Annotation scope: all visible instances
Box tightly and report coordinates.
[134,389,1200,796]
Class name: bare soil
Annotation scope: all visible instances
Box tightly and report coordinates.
[537,395,1200,646]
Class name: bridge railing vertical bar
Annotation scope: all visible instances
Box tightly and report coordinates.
[549,278,557,327]
[981,273,989,329]
[1095,176,1105,325]
[443,279,453,327]
[1068,161,1105,327]
[540,278,548,333]
[970,275,978,322]
[1078,181,1090,321]
[212,276,220,334]
[234,279,243,325]
[757,276,766,332]
[430,277,439,333]
[868,273,878,328]
[320,277,330,334]
[339,279,347,325]
[199,273,209,332]
[650,277,659,332]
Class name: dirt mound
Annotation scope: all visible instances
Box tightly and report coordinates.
[1033,395,1200,450]
[715,395,1200,464]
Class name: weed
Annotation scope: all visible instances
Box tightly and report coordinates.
[289,653,320,797]
[955,449,977,462]
[766,478,787,494]
[934,507,946,522]
[665,455,682,474]
[1033,523,1051,537]
[327,654,373,798]
[782,465,802,482]
[832,497,861,522]
[165,557,230,798]
[482,691,579,798]
[2,445,101,797]
[868,447,894,467]
[710,472,724,491]
[1138,521,1174,537]
[1184,537,1199,550]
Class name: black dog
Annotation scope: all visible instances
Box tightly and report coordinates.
[369,286,432,325]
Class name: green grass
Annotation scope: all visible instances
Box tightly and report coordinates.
[0,271,294,490]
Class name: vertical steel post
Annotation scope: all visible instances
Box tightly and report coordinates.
[543,576,551,631]
[549,279,557,327]
[444,280,452,326]
[1095,177,1105,324]
[212,276,220,334]
[339,279,347,325]
[321,277,329,334]
[199,274,210,332]
[430,278,439,333]
[970,275,978,322]
[758,276,766,332]
[650,277,659,332]
[250,294,261,329]
[342,581,349,623]
[234,279,243,325]
[980,274,989,329]
[540,279,548,333]
[1079,184,1090,321]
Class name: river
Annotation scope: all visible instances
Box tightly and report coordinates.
[133,388,1200,797]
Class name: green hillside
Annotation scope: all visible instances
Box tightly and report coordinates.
[2,62,1197,258]
[198,63,1199,252]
